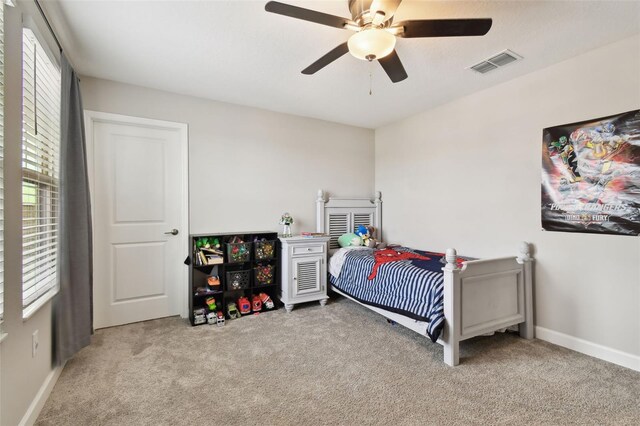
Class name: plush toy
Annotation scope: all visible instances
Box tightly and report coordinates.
[211,238,221,250]
[196,237,221,250]
[355,225,368,238]
[338,233,362,248]
[355,225,374,247]
[353,225,381,248]
[205,297,217,311]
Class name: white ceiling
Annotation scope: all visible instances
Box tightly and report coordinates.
[42,0,640,129]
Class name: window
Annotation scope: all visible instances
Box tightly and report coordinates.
[0,4,5,321]
[22,27,60,316]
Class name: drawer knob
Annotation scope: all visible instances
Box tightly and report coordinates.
[307,248,311,251]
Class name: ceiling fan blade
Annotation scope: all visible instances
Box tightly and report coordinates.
[395,18,492,38]
[378,50,407,83]
[302,42,350,75]
[265,1,353,29]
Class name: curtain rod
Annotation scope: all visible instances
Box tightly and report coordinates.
[34,0,63,53]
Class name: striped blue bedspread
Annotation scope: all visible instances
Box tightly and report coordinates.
[329,247,446,342]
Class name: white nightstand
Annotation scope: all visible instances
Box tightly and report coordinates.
[279,235,330,312]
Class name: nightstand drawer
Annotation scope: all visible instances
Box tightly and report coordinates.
[292,244,325,256]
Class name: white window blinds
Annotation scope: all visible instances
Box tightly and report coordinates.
[22,28,61,313]
[0,5,5,321]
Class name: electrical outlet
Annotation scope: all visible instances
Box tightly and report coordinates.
[32,330,39,357]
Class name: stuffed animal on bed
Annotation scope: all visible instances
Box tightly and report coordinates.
[338,233,363,248]
[355,225,383,248]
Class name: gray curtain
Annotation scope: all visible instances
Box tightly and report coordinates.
[53,53,93,366]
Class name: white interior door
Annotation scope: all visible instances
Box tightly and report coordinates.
[86,111,188,329]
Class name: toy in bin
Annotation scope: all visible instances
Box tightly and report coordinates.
[227,303,241,319]
[254,238,275,260]
[206,311,217,325]
[216,311,225,326]
[237,296,251,315]
[259,293,275,310]
[193,307,207,325]
[252,295,262,312]
[255,264,274,285]
[228,236,249,263]
[228,271,248,290]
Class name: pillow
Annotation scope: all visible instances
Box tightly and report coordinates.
[338,233,362,248]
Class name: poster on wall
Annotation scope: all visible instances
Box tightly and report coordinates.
[541,109,640,236]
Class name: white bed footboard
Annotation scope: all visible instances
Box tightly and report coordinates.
[441,243,534,366]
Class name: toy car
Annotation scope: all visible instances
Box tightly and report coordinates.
[227,302,240,319]
[259,293,275,310]
[237,296,251,315]
[193,307,207,325]
[252,295,262,312]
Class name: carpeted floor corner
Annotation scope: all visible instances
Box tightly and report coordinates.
[36,297,640,425]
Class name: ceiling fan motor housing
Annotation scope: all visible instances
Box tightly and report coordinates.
[348,0,394,27]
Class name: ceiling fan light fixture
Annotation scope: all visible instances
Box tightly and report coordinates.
[348,28,396,61]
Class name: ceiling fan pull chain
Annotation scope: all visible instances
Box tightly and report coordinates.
[369,62,373,95]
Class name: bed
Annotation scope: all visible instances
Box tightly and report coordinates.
[316,190,534,366]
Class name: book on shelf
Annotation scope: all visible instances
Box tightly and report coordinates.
[197,250,224,265]
[201,247,223,256]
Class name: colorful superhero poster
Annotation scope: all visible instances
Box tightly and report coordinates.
[542,109,640,236]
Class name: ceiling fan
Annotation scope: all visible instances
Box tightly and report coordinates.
[265,0,492,83]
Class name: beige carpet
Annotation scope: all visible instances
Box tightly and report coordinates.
[36,297,639,426]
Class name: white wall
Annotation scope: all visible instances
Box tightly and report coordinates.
[376,35,640,366]
[80,77,375,235]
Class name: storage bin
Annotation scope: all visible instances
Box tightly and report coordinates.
[226,242,251,263]
[254,240,276,260]
[254,264,275,287]
[226,270,251,290]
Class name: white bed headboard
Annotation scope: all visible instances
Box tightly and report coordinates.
[316,189,382,253]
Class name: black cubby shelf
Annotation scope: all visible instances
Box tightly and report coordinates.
[188,231,280,326]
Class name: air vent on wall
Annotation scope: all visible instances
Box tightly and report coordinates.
[469,49,522,74]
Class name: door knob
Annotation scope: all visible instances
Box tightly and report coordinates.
[165,229,179,236]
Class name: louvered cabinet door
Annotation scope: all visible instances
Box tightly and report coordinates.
[292,257,323,298]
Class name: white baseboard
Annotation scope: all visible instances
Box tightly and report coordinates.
[19,363,65,426]
[535,326,639,372]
